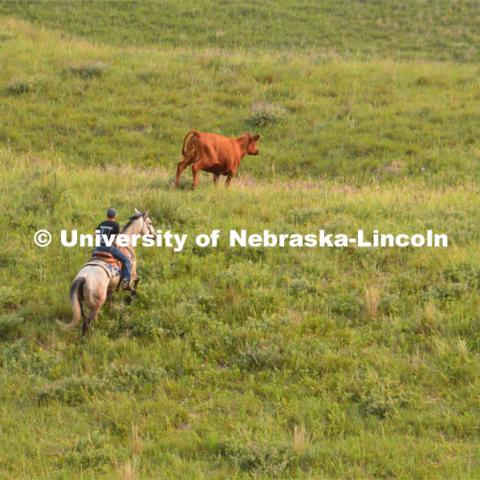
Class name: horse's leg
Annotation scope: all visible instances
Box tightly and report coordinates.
[132,278,139,298]
[81,308,98,337]
[81,287,106,337]
[213,174,220,186]
[81,317,88,337]
[106,289,113,309]
[126,278,139,305]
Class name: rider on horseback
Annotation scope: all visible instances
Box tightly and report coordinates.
[94,208,132,290]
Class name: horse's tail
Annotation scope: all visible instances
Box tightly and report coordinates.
[59,277,86,330]
[182,130,198,156]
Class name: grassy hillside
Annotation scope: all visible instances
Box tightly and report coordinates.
[1,149,479,478]
[0,17,479,182]
[1,2,480,479]
[1,0,479,62]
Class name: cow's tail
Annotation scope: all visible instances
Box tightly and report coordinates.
[182,130,198,156]
[58,277,86,330]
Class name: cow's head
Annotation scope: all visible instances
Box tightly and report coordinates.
[245,133,260,156]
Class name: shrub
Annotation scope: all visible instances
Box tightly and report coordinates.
[236,339,287,371]
[327,292,362,319]
[0,313,24,340]
[0,32,13,42]
[378,292,402,316]
[107,310,165,339]
[0,286,21,310]
[215,440,292,475]
[102,363,165,393]
[442,263,479,288]
[4,80,32,95]
[246,101,287,127]
[66,61,108,79]
[35,375,104,405]
[63,431,115,469]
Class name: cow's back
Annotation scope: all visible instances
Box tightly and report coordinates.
[194,132,239,173]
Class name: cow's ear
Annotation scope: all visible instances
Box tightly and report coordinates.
[252,134,260,141]
[135,207,141,215]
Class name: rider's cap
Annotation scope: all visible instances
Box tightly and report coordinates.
[106,208,117,218]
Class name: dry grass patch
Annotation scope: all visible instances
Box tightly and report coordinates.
[365,285,381,319]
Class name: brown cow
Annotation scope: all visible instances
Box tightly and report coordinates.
[175,130,260,189]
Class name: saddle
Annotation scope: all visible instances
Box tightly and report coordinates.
[90,247,134,286]
[92,250,122,269]
[84,259,120,280]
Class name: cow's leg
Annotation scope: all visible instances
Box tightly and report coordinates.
[192,163,202,189]
[191,147,215,189]
[213,174,220,186]
[175,155,194,188]
[226,172,235,188]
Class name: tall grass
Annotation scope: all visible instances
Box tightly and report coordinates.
[0,17,478,183]
[0,4,479,478]
[1,0,479,62]
[0,149,479,478]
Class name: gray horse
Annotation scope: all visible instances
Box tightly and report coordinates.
[61,209,156,336]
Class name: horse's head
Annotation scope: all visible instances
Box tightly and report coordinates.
[134,208,156,237]
[123,208,156,238]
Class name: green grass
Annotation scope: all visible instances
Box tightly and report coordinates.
[1,150,480,478]
[1,0,479,62]
[1,2,480,478]
[0,17,479,183]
